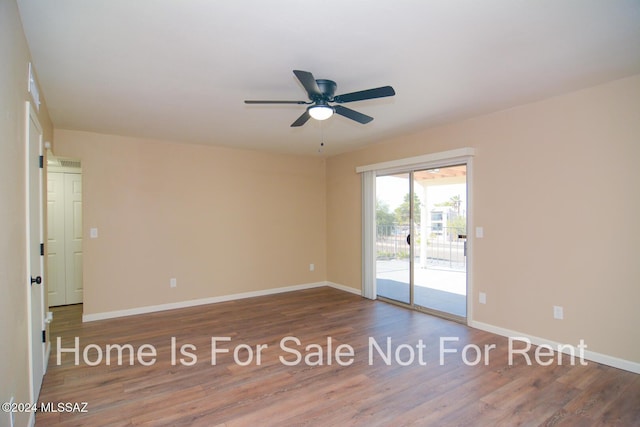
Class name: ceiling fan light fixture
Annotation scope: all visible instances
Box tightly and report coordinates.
[308,104,334,121]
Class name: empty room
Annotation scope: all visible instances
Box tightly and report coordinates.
[1,1,639,426]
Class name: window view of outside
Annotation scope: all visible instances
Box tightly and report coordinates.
[376,176,466,269]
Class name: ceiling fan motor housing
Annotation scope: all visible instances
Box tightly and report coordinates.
[314,79,337,101]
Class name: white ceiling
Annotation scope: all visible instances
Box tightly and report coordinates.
[17,0,640,156]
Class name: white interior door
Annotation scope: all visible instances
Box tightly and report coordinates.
[47,170,83,306]
[65,173,83,304]
[47,172,65,306]
[26,102,45,401]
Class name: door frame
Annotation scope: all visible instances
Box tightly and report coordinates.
[358,148,476,324]
[25,101,47,403]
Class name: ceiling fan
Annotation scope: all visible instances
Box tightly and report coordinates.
[245,70,396,127]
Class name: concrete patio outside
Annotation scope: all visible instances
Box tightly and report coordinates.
[376,259,466,317]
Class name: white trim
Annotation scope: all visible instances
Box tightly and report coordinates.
[464,157,474,324]
[83,282,364,322]
[83,282,328,322]
[355,147,476,174]
[25,101,46,406]
[361,171,376,299]
[326,281,362,296]
[470,320,640,374]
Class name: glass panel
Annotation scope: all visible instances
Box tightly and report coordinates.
[413,165,467,317]
[376,173,411,304]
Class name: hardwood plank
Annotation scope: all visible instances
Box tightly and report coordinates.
[35,288,640,426]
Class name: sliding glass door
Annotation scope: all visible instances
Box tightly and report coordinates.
[375,165,467,320]
[375,173,411,304]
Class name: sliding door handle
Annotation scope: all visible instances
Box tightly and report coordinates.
[31,276,42,285]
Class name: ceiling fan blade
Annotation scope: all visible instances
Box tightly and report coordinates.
[245,100,308,104]
[293,70,322,98]
[333,86,395,103]
[291,110,311,127]
[334,105,374,124]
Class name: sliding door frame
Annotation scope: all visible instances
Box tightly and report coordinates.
[358,148,476,324]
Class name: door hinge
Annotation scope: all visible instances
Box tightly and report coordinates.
[42,330,46,343]
[40,243,44,256]
[39,155,44,169]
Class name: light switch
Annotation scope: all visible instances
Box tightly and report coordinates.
[475,226,484,238]
[90,228,98,239]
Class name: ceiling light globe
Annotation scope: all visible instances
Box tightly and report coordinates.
[309,105,334,121]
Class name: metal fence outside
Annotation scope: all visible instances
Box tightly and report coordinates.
[376,224,466,271]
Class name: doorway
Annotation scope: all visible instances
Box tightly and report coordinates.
[46,157,83,306]
[375,165,467,321]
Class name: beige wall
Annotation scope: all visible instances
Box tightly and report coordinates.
[53,130,327,315]
[326,74,640,363]
[0,0,53,424]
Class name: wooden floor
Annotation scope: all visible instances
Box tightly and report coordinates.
[37,288,639,426]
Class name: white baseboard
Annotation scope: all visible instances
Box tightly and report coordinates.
[326,281,362,296]
[82,281,328,322]
[469,320,640,374]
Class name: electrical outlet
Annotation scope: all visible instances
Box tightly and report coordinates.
[309,263,315,272]
[479,292,487,304]
[553,305,564,320]
[90,227,98,238]
[170,278,177,288]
